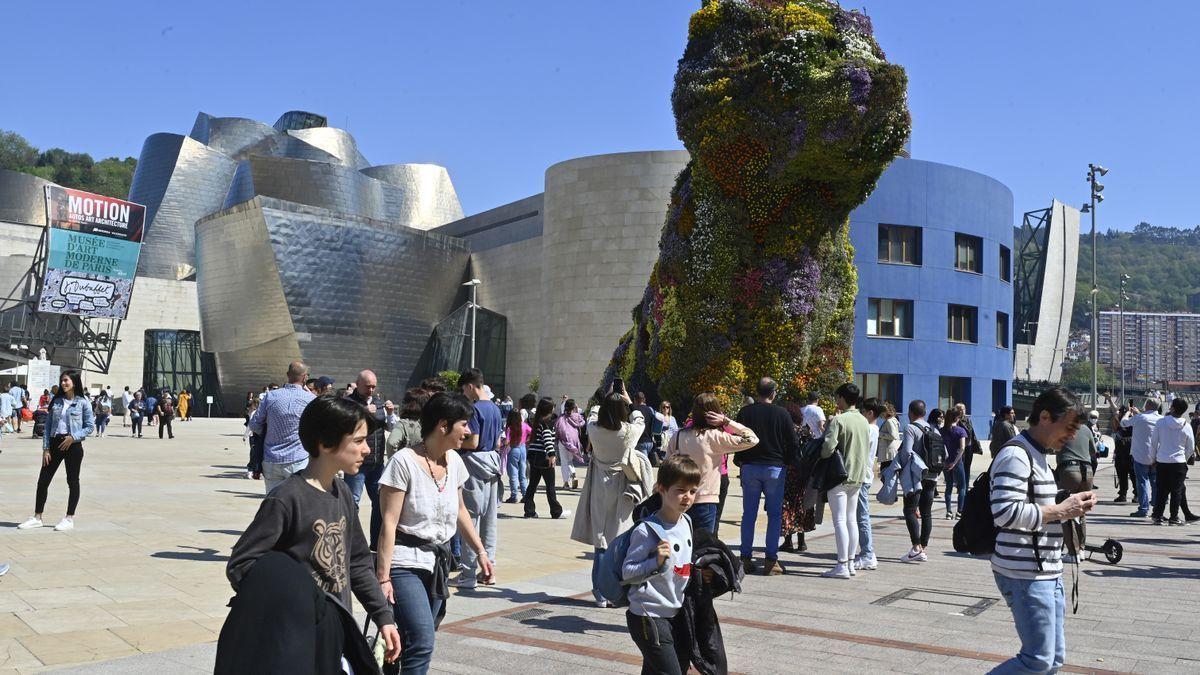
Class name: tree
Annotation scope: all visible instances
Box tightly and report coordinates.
[0,129,137,199]
[1060,361,1115,391]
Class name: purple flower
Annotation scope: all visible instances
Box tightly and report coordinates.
[763,257,789,287]
[782,250,821,317]
[844,63,872,105]
[834,9,874,36]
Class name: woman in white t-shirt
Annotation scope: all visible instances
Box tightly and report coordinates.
[376,392,495,675]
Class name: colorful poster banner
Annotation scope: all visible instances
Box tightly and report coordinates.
[37,186,146,319]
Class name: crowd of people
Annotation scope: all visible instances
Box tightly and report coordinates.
[5,364,1191,674]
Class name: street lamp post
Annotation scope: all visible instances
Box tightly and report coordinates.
[1119,273,1129,404]
[462,278,481,368]
[1084,163,1108,410]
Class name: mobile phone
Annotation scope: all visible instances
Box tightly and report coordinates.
[612,378,624,394]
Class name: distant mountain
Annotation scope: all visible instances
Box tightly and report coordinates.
[0,129,136,199]
[1069,223,1200,328]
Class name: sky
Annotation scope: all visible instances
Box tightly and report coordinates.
[3,1,1197,230]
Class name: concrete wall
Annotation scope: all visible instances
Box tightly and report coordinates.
[470,237,544,397]
[85,278,200,390]
[1015,199,1079,382]
[850,157,1015,429]
[540,151,689,401]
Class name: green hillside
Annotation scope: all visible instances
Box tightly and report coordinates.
[1071,223,1200,328]
[0,129,136,199]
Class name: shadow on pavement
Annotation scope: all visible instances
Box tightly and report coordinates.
[1083,563,1200,579]
[214,489,262,499]
[151,546,230,562]
[518,614,627,635]
[199,529,243,536]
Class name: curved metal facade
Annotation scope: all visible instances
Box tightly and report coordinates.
[850,157,1014,428]
[196,197,471,402]
[0,168,55,226]
[288,128,370,169]
[361,164,464,230]
[129,133,239,279]
[222,155,406,223]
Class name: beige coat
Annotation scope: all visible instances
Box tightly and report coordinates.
[570,412,650,549]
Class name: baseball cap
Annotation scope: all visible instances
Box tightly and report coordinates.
[482,384,495,400]
[316,376,336,389]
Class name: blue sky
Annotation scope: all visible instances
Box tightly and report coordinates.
[4,1,1195,230]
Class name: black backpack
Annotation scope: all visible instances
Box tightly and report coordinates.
[953,441,1039,563]
[920,424,947,472]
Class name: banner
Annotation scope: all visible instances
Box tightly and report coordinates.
[37,186,146,319]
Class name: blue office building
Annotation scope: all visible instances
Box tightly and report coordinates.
[849,157,1014,430]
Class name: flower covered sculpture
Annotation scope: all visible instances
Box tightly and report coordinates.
[605,0,910,410]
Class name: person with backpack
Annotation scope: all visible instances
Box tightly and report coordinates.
[621,454,706,675]
[941,408,968,519]
[897,400,941,563]
[990,387,1096,674]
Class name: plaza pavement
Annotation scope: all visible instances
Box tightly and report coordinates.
[0,418,1194,673]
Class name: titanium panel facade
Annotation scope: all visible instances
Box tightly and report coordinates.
[361,164,465,230]
[288,128,370,169]
[0,169,54,225]
[196,197,471,402]
[221,156,406,223]
[129,133,239,279]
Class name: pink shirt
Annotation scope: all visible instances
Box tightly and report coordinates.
[669,423,758,504]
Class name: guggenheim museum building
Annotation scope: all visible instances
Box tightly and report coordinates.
[0,109,1077,428]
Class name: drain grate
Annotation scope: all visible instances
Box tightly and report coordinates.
[872,587,999,617]
[504,608,552,622]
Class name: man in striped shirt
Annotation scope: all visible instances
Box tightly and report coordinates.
[990,387,1096,674]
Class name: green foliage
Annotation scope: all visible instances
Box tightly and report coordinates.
[1072,222,1200,328]
[436,370,460,390]
[527,376,540,393]
[1060,361,1115,391]
[0,129,136,199]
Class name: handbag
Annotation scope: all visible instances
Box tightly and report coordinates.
[811,449,848,491]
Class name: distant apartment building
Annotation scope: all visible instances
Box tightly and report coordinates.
[1099,310,1200,384]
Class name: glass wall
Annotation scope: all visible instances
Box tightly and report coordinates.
[143,329,223,414]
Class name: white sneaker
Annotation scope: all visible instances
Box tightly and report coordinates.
[820,563,851,579]
[450,573,477,589]
[855,556,878,571]
[53,517,74,532]
[914,550,928,562]
[16,517,42,530]
[554,509,572,519]
[900,548,921,564]
[595,599,612,608]
[944,512,954,520]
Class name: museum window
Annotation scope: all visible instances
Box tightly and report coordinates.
[867,298,913,339]
[939,376,971,412]
[996,311,1010,348]
[855,372,903,408]
[999,244,1011,283]
[955,233,983,274]
[947,304,978,343]
[878,224,922,265]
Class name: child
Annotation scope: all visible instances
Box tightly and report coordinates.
[220,394,401,672]
[622,454,703,675]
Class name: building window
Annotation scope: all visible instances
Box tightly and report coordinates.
[867,298,914,339]
[996,311,1010,348]
[954,233,983,274]
[939,376,971,412]
[999,245,1011,283]
[855,373,903,408]
[947,304,978,343]
[992,379,1008,412]
[878,224,922,265]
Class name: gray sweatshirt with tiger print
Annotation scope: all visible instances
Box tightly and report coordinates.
[227,472,395,627]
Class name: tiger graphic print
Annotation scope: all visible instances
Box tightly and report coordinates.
[310,516,348,593]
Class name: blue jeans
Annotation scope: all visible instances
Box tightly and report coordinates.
[362,462,385,549]
[390,567,443,675]
[739,464,785,559]
[856,482,873,560]
[591,547,605,602]
[507,444,527,499]
[345,470,365,505]
[1133,461,1156,515]
[990,573,1065,674]
[688,503,718,534]
[944,462,967,513]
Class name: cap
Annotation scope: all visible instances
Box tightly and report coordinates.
[482,384,495,400]
[316,376,336,389]
[1088,410,1100,419]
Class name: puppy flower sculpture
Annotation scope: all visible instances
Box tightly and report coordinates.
[605,0,910,409]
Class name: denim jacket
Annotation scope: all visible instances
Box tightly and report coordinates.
[43,396,96,451]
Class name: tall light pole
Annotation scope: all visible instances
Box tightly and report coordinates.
[462,278,481,368]
[1084,163,1108,409]
[1119,273,1129,404]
